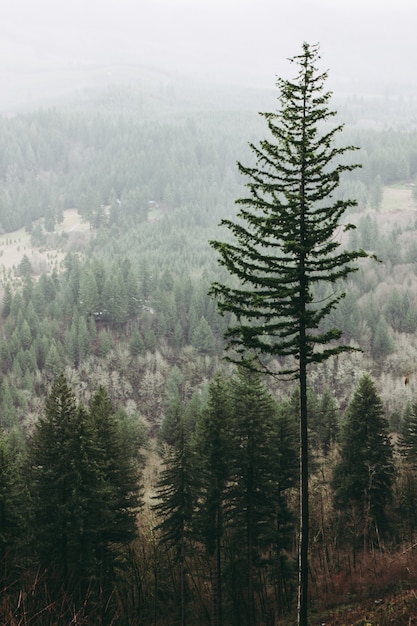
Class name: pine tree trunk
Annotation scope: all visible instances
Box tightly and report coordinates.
[211,506,223,626]
[248,441,255,625]
[248,533,255,625]
[298,70,310,626]
[298,352,309,626]
[180,533,186,626]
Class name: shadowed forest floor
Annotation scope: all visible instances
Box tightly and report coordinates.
[314,589,417,625]
[273,589,417,625]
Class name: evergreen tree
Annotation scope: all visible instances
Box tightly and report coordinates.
[24,300,40,337]
[29,376,141,618]
[193,373,234,626]
[153,404,195,626]
[103,270,129,330]
[0,381,18,429]
[79,267,99,315]
[77,315,92,361]
[98,329,114,357]
[87,386,141,610]
[129,328,145,356]
[399,401,417,467]
[226,368,287,625]
[333,375,394,553]
[191,316,216,355]
[164,365,184,406]
[173,320,185,349]
[210,42,366,626]
[272,399,299,611]
[2,283,12,319]
[141,311,157,352]
[0,430,27,587]
[372,316,394,360]
[310,389,339,455]
[34,273,56,315]
[29,375,97,598]
[64,319,79,366]
[17,254,32,279]
[44,341,62,378]
[159,396,187,449]
[327,290,361,343]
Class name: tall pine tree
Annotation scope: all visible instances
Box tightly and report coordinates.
[210,42,366,626]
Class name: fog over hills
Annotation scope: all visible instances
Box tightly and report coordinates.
[1,0,416,111]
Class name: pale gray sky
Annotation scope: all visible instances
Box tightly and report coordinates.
[1,0,416,106]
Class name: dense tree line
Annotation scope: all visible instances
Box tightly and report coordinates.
[0,104,255,233]
[0,86,416,435]
[4,365,417,623]
[0,87,417,234]
[1,75,417,623]
[0,375,144,623]
[149,371,417,624]
[2,197,417,441]
[0,248,228,436]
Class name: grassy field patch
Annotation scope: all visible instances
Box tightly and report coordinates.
[381,184,415,212]
[0,209,90,277]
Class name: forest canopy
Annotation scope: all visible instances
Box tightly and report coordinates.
[1,63,417,624]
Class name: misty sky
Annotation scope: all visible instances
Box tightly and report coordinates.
[1,0,416,105]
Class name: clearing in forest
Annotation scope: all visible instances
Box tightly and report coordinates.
[0,209,90,277]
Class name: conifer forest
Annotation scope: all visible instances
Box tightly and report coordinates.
[3,42,417,625]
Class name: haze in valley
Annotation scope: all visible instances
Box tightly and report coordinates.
[1,0,416,110]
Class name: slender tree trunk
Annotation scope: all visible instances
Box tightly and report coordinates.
[153,556,158,626]
[230,544,242,626]
[98,543,104,625]
[248,521,254,626]
[298,356,309,626]
[180,529,186,626]
[298,68,310,626]
[62,523,68,591]
[212,507,223,626]
[247,439,255,626]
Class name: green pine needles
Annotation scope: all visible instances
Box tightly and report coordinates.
[210,42,367,376]
[210,42,369,626]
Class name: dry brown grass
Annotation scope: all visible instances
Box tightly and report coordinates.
[305,550,417,625]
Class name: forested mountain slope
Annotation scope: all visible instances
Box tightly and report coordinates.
[2,80,417,623]
[0,83,417,433]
